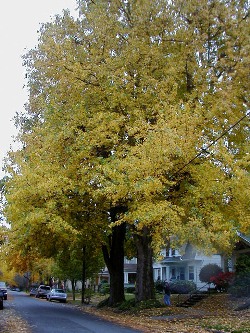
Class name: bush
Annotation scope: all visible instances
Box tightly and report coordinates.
[154,280,165,293]
[229,272,250,297]
[235,254,250,274]
[199,264,223,283]
[210,272,235,292]
[125,286,135,293]
[170,280,196,294]
[99,282,110,294]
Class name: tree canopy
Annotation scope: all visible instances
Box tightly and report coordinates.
[2,0,249,303]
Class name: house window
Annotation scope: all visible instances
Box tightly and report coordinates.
[188,266,194,280]
[162,267,167,281]
[180,267,185,280]
[171,268,176,280]
[127,273,136,284]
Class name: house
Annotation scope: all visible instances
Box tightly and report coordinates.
[65,244,224,291]
[95,243,224,290]
[124,257,137,285]
[153,243,223,289]
[231,232,250,270]
[66,234,249,292]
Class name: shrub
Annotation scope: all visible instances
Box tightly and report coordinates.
[154,280,165,293]
[229,272,250,297]
[99,283,110,294]
[210,272,235,292]
[235,254,250,274]
[170,280,196,294]
[125,286,135,293]
[199,264,223,283]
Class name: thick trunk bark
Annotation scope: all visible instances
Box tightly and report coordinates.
[135,226,155,302]
[102,211,126,306]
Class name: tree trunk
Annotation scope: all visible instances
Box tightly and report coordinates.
[81,246,86,304]
[135,226,155,302]
[71,279,76,301]
[102,207,126,306]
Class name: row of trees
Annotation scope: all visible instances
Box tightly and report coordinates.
[1,0,249,306]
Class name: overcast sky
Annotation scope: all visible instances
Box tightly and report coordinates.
[0,0,78,178]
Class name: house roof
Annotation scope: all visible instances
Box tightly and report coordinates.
[237,232,250,246]
[234,232,250,253]
[161,256,183,264]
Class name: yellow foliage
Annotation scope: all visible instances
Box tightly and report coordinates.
[2,0,249,270]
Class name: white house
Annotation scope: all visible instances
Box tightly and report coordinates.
[94,243,224,290]
[65,243,225,291]
[153,243,223,289]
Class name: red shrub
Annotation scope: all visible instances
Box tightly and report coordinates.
[210,272,235,291]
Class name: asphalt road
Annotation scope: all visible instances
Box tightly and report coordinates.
[6,291,143,333]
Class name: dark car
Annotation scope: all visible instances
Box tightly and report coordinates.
[35,285,51,298]
[0,290,4,310]
[0,282,7,300]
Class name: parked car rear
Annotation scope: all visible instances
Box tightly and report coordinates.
[46,288,67,303]
[35,285,51,298]
[0,282,7,300]
[29,287,38,296]
[0,290,4,310]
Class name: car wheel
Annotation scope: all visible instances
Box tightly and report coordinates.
[49,297,52,302]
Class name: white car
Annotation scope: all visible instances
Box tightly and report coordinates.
[35,285,51,298]
[46,288,67,303]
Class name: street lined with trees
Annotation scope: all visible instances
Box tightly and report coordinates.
[1,0,249,306]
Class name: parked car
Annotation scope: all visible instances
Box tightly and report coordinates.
[0,282,7,300]
[46,288,67,303]
[0,290,4,310]
[35,285,51,298]
[29,287,38,296]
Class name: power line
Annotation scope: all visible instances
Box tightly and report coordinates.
[174,111,250,176]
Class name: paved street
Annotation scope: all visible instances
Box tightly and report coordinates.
[5,291,142,333]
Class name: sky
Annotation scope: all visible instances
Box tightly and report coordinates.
[0,0,78,178]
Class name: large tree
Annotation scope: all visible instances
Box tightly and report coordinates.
[4,0,249,305]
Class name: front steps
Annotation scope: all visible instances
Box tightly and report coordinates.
[176,293,208,308]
